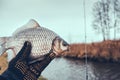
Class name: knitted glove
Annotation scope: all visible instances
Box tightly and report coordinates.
[1,41,56,80]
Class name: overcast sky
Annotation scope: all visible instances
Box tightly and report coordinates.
[0,0,104,43]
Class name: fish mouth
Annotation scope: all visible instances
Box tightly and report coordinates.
[62,40,69,47]
[62,40,69,51]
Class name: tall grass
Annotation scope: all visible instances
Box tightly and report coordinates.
[62,40,120,62]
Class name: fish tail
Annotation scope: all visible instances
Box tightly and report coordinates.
[0,47,6,55]
[0,37,6,45]
[0,37,8,55]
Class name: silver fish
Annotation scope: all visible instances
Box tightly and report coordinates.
[0,19,69,62]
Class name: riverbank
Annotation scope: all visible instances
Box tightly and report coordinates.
[61,40,120,62]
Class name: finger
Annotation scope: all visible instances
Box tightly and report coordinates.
[21,41,32,59]
[15,41,32,60]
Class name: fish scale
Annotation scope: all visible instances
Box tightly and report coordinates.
[7,27,58,59]
[0,19,69,63]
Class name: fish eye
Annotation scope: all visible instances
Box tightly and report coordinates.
[62,41,68,46]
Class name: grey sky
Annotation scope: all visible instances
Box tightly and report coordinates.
[0,0,101,43]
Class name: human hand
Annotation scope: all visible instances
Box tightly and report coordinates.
[1,41,55,80]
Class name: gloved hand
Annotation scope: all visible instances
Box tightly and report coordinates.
[0,41,56,80]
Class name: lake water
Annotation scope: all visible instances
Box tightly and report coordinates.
[42,57,120,80]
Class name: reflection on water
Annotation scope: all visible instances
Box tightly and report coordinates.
[42,58,120,80]
[90,61,120,80]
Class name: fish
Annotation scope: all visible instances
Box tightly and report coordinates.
[0,19,69,63]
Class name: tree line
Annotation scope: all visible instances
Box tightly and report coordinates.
[92,0,120,41]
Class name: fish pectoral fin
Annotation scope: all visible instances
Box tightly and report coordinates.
[12,19,41,36]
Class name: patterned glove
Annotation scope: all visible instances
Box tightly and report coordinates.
[1,41,56,80]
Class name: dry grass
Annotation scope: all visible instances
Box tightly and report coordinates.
[0,53,8,74]
[61,40,120,62]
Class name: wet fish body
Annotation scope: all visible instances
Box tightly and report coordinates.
[0,19,69,62]
[8,27,58,58]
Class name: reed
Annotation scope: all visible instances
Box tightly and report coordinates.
[61,40,120,62]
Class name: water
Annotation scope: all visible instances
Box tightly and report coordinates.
[42,57,120,80]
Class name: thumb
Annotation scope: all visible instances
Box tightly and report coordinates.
[15,41,32,60]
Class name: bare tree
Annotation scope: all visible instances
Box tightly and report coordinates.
[112,0,120,40]
[92,1,105,40]
[92,0,111,41]
[102,0,111,40]
[92,0,120,40]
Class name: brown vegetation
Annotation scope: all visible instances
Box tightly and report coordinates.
[61,40,120,62]
[0,53,8,74]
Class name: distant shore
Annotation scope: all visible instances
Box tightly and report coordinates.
[60,40,120,62]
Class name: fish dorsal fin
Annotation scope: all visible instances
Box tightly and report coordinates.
[13,19,41,36]
[25,19,40,28]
